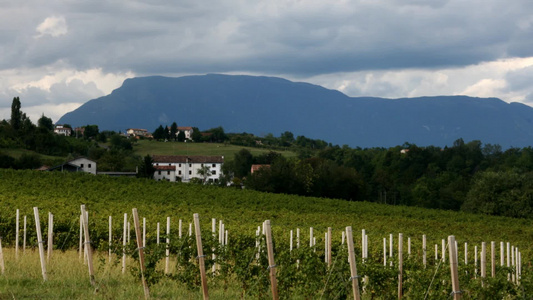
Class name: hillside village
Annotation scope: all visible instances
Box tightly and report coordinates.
[4,97,533,219]
[48,124,227,183]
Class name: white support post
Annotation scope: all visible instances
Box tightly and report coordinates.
[34,207,47,281]
[165,217,170,274]
[122,213,127,274]
[422,235,426,268]
[23,215,27,254]
[15,209,19,260]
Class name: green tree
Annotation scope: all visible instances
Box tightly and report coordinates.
[153,125,166,140]
[170,122,178,141]
[10,97,22,131]
[138,155,156,178]
[196,165,211,184]
[191,127,202,142]
[37,114,54,131]
[177,131,186,142]
[83,125,99,139]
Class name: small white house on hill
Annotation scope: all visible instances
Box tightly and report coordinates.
[152,155,224,183]
[47,157,97,174]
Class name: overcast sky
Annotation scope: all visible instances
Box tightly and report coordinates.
[1,0,533,123]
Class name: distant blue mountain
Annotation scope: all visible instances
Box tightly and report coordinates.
[57,74,533,148]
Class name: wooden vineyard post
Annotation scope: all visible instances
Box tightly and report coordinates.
[491,241,495,278]
[47,212,53,261]
[310,227,314,248]
[383,238,387,266]
[33,207,47,281]
[465,243,468,265]
[361,229,365,261]
[327,227,332,267]
[398,233,403,299]
[212,218,217,274]
[132,208,150,300]
[481,242,486,279]
[179,219,183,239]
[442,239,446,262]
[408,237,411,257]
[264,220,279,300]
[142,218,146,248]
[474,246,478,278]
[79,214,83,260]
[448,236,461,300]
[346,226,361,300]
[193,213,209,300]
[422,234,427,268]
[500,241,504,266]
[80,205,95,286]
[109,216,112,262]
[23,215,27,254]
[165,217,170,274]
[389,233,393,266]
[507,242,510,281]
[290,230,293,252]
[122,213,127,274]
[15,209,19,260]
[157,222,160,245]
[0,237,4,275]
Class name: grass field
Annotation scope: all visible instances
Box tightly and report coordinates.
[132,139,297,161]
[0,248,241,299]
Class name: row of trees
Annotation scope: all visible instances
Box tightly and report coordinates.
[1,97,138,172]
[221,139,533,218]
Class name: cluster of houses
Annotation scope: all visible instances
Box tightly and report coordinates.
[53,125,194,141]
[45,155,225,183]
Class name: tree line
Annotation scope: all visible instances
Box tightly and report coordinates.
[221,139,533,219]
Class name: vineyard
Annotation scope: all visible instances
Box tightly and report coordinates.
[0,169,532,299]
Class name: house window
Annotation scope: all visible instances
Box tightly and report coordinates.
[179,164,181,167]
[167,171,170,175]
[169,163,171,166]
[201,163,204,167]
[189,164,192,167]
[211,170,216,175]
[88,164,92,168]
[80,164,84,168]
[189,171,192,175]
[212,164,216,168]
[158,171,161,175]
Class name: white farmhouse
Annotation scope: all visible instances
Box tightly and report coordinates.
[152,155,224,183]
[54,125,72,136]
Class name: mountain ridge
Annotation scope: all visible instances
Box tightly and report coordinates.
[57,74,533,148]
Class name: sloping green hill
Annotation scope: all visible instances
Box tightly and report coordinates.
[0,169,530,257]
[132,139,297,162]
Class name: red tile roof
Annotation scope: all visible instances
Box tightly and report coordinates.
[152,155,224,164]
[251,164,270,174]
[154,165,176,171]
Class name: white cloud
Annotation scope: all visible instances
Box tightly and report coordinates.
[35,16,68,38]
[0,67,134,122]
[305,57,533,104]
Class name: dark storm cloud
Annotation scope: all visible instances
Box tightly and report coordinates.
[3,0,532,76]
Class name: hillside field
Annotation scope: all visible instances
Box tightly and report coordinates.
[132,139,297,161]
